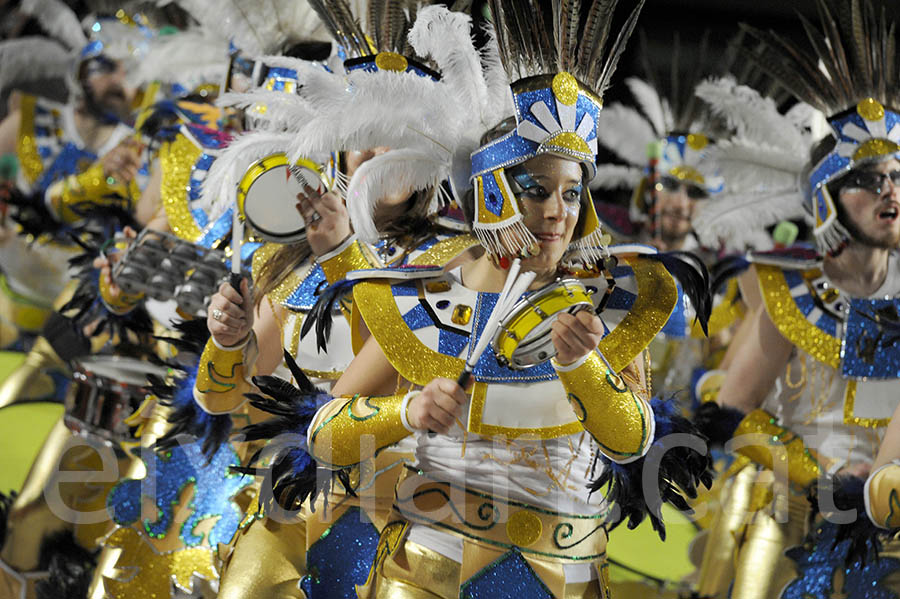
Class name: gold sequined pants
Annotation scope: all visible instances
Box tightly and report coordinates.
[217,515,308,599]
[0,419,128,599]
[695,461,757,599]
[729,473,809,599]
[366,535,607,598]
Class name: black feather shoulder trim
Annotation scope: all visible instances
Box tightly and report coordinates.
[591,397,714,541]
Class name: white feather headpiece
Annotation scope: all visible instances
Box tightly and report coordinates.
[158,0,331,57]
[259,4,510,243]
[131,28,230,93]
[691,77,818,252]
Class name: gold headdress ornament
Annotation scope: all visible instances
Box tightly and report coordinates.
[470,0,645,267]
[741,0,900,255]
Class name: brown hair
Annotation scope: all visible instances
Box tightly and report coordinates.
[253,240,312,309]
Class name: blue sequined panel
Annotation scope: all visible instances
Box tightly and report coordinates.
[660,281,687,338]
[781,522,900,599]
[36,142,97,192]
[460,550,553,599]
[283,264,329,311]
[841,298,900,379]
[469,292,556,383]
[299,506,380,599]
[106,440,250,547]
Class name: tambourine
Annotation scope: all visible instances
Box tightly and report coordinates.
[236,153,330,243]
[492,279,595,369]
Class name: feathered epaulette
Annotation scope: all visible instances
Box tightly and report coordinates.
[301,265,444,352]
[233,350,351,513]
[57,234,154,346]
[2,186,64,240]
[34,530,97,599]
[807,475,894,568]
[645,251,712,336]
[591,396,714,541]
[692,401,745,448]
[747,246,821,270]
[300,278,359,354]
[710,254,750,296]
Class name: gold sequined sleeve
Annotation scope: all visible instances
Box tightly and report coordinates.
[553,351,654,463]
[45,163,137,224]
[866,463,900,529]
[732,409,832,488]
[193,334,258,414]
[308,393,412,469]
[318,236,381,284]
[98,271,144,315]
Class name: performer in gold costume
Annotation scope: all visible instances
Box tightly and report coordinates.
[690,2,900,596]
[230,1,716,597]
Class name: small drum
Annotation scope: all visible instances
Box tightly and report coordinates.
[492,279,595,369]
[64,356,170,443]
[236,153,329,243]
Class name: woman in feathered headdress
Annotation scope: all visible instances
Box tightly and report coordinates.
[227,1,720,596]
[688,2,900,597]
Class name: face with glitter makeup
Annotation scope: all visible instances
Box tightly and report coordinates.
[508,154,583,275]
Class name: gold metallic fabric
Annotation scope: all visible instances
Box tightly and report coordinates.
[15,95,43,185]
[695,462,757,598]
[733,409,829,488]
[159,134,204,242]
[193,338,250,414]
[555,352,652,462]
[0,273,52,335]
[867,464,900,529]
[218,516,308,599]
[98,272,144,315]
[407,234,480,267]
[756,265,841,369]
[46,163,137,225]
[729,490,808,599]
[319,239,380,284]
[0,336,67,409]
[308,394,410,468]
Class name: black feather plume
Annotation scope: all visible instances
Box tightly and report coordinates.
[709,254,751,296]
[299,279,358,354]
[591,397,713,541]
[35,530,97,599]
[807,474,894,567]
[692,401,745,448]
[233,350,350,512]
[646,251,712,337]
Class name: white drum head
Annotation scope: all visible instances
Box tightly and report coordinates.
[239,154,327,243]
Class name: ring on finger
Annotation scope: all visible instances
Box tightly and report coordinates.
[212,308,223,321]
[308,210,322,224]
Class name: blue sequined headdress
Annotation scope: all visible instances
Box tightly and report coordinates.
[471,0,646,265]
[742,0,900,255]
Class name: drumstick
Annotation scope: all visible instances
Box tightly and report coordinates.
[457,260,536,388]
[230,165,244,292]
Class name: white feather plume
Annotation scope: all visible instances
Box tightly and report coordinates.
[696,78,807,153]
[625,77,669,136]
[199,129,297,221]
[288,69,461,161]
[216,90,313,132]
[693,188,808,250]
[168,0,328,56]
[0,37,71,94]
[590,164,644,190]
[409,6,488,126]
[346,148,448,243]
[595,104,656,167]
[132,29,229,89]
[20,0,87,51]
